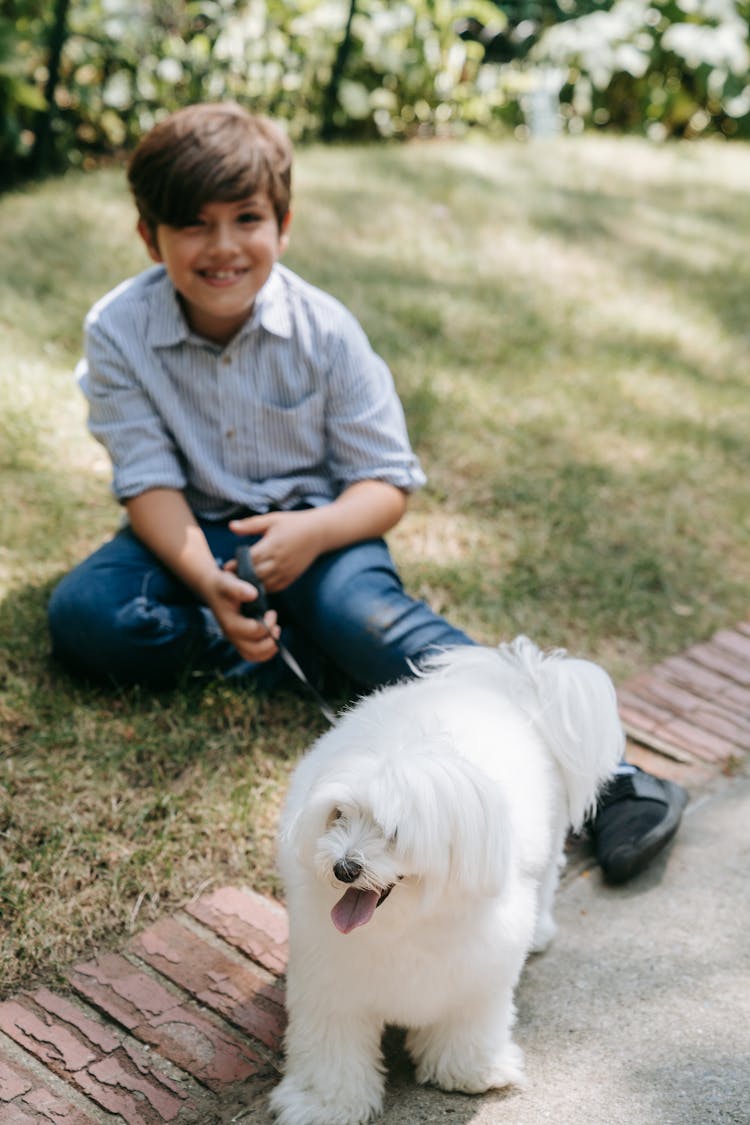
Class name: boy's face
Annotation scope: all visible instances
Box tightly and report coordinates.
[138,192,291,345]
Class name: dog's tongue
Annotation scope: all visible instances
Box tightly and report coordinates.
[331,888,380,934]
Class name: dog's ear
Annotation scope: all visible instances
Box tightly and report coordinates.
[280,779,347,867]
[386,753,512,900]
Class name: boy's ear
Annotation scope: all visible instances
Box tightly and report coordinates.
[278,210,292,254]
[137,219,163,263]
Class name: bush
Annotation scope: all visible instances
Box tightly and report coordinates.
[534,0,750,139]
[3,1,750,193]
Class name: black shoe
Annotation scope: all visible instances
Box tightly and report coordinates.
[590,769,688,884]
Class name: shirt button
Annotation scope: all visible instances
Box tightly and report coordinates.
[222,354,232,365]
[225,428,235,439]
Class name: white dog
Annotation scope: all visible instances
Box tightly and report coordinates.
[270,638,624,1125]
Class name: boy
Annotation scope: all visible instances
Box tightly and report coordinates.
[48,102,686,882]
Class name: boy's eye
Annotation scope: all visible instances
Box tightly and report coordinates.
[237,212,262,224]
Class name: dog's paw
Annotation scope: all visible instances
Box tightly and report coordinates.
[530,912,557,953]
[414,1040,526,1094]
[269,1075,383,1125]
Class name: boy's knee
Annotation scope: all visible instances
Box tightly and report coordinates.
[48,572,89,641]
[49,573,165,681]
[48,573,113,672]
[313,577,399,646]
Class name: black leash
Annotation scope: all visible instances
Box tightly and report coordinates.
[235,546,337,725]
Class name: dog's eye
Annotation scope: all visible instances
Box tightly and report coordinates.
[389,827,399,845]
[329,807,345,826]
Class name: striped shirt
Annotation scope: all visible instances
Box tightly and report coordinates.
[78,263,426,520]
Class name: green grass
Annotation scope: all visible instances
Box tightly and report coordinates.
[2,135,750,994]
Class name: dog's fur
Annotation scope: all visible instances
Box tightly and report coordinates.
[270,638,624,1125]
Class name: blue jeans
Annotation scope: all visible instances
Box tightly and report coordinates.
[47,522,474,691]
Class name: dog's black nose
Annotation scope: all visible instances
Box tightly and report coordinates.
[333,858,362,884]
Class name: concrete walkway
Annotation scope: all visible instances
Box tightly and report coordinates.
[2,624,750,1124]
[372,774,750,1125]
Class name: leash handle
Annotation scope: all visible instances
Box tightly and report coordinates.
[235,547,337,725]
[236,545,270,619]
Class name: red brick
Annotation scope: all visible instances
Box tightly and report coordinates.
[624,742,716,786]
[657,656,750,711]
[618,681,740,764]
[186,887,288,975]
[18,1086,96,1123]
[0,1000,96,1073]
[0,1056,34,1103]
[620,684,679,729]
[657,717,738,763]
[0,1052,98,1123]
[617,694,694,764]
[624,673,711,716]
[76,1053,187,1124]
[33,989,119,1054]
[684,642,750,686]
[617,704,656,739]
[129,917,286,1052]
[0,993,194,1123]
[622,675,750,749]
[711,627,750,662]
[1,1106,36,1125]
[657,654,734,696]
[622,726,696,766]
[69,952,265,1092]
[618,688,673,728]
[685,708,750,749]
[716,680,750,714]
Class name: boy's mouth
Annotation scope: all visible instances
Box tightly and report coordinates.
[199,268,248,283]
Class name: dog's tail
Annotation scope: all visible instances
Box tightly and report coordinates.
[497,636,625,829]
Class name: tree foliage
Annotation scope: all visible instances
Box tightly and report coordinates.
[533,0,750,138]
[2,0,750,191]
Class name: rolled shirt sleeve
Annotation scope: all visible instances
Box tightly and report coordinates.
[323,313,426,495]
[80,320,188,501]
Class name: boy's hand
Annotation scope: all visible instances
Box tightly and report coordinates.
[204,566,281,663]
[228,509,325,591]
[229,482,407,591]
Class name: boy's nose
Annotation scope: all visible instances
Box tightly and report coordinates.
[207,222,240,254]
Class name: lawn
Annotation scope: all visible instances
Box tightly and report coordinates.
[2,134,750,995]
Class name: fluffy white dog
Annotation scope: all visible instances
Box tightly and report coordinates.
[269,638,624,1125]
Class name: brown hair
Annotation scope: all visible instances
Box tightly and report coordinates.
[127,103,293,233]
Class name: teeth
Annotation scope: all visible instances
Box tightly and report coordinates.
[205,270,241,279]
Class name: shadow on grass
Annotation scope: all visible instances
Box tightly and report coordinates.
[0,578,319,995]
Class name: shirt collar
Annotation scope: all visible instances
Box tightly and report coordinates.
[147,263,293,349]
[146,268,190,348]
[251,265,293,339]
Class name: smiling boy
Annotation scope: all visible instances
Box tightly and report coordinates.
[48,102,686,884]
[48,102,470,688]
